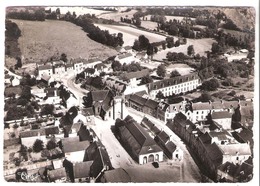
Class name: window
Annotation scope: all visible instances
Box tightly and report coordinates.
[196,111,199,114]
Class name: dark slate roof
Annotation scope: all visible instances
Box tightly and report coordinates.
[199,132,212,144]
[204,143,223,166]
[66,63,74,68]
[71,58,87,64]
[74,161,94,179]
[91,90,110,102]
[38,65,52,70]
[120,69,150,80]
[84,141,100,161]
[218,143,251,156]
[144,99,159,109]
[124,46,132,50]
[211,102,225,110]
[45,126,59,136]
[129,94,147,106]
[47,167,66,181]
[120,115,162,155]
[156,131,170,144]
[102,168,131,183]
[209,131,229,141]
[165,141,177,153]
[148,72,200,91]
[90,147,113,178]
[95,63,106,70]
[234,128,253,143]
[211,111,232,119]
[20,129,45,138]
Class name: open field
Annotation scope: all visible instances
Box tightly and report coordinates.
[97,9,138,22]
[154,38,215,60]
[10,19,118,63]
[95,24,166,46]
[166,63,195,76]
[141,21,158,30]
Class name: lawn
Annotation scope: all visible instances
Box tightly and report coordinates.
[141,21,158,30]
[166,63,195,76]
[10,19,118,64]
[95,24,166,46]
[153,38,215,60]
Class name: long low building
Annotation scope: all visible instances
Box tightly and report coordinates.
[147,72,201,99]
[115,115,163,165]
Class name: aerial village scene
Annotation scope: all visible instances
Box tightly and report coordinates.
[3,5,256,183]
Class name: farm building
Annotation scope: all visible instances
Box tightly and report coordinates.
[115,53,136,65]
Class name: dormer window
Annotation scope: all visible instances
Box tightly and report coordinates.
[148,146,153,151]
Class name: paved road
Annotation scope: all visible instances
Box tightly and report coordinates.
[91,117,136,169]
[127,107,202,182]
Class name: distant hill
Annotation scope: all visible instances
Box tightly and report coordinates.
[8,19,118,64]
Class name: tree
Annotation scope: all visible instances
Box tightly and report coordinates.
[19,145,28,161]
[201,78,219,91]
[198,92,213,102]
[140,75,153,85]
[156,91,164,99]
[60,53,68,62]
[16,57,22,68]
[132,39,141,51]
[111,60,122,71]
[41,104,54,116]
[170,70,181,78]
[33,139,44,153]
[156,64,166,77]
[146,44,154,60]
[187,45,195,56]
[46,139,56,150]
[20,86,31,100]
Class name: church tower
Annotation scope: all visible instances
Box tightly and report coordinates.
[113,96,127,120]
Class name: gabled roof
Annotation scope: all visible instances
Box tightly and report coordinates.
[233,128,253,144]
[129,94,147,106]
[199,132,212,144]
[211,102,225,110]
[156,131,170,144]
[135,90,147,97]
[204,143,223,166]
[124,46,132,50]
[63,139,90,153]
[144,99,159,109]
[91,90,110,102]
[218,143,251,156]
[212,111,232,119]
[41,73,52,82]
[119,115,162,156]
[117,53,133,59]
[90,147,113,178]
[71,122,83,133]
[84,141,100,161]
[102,168,131,183]
[165,141,177,153]
[120,69,150,80]
[20,129,45,138]
[209,131,229,141]
[38,65,52,71]
[74,161,94,179]
[66,63,74,68]
[192,102,212,111]
[47,167,66,181]
[148,72,200,91]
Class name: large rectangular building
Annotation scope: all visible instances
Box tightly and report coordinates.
[147,72,201,99]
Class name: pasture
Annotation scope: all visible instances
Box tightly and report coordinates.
[153,38,215,60]
[97,9,138,22]
[95,24,166,46]
[11,19,118,63]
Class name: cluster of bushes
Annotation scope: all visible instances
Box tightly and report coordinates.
[7,8,45,21]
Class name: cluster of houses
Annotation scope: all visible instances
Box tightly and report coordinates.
[166,111,253,182]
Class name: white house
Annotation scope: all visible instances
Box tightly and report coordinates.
[115,53,136,65]
[72,59,84,74]
[147,72,201,99]
[10,76,20,86]
[66,94,78,109]
[38,65,53,78]
[54,65,66,75]
[62,136,90,163]
[83,58,102,69]
[185,102,212,122]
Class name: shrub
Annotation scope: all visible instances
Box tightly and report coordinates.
[33,139,44,153]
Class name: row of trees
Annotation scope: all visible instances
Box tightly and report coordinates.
[111,61,143,72]
[66,14,124,48]
[7,8,46,21]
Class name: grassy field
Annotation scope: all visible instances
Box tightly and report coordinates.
[144,15,195,22]
[166,63,195,76]
[95,24,166,46]
[45,7,113,16]
[10,19,118,64]
[154,38,215,60]
[97,9,138,22]
[141,21,158,30]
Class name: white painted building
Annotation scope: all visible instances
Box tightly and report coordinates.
[115,53,136,65]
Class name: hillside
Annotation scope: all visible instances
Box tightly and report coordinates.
[9,19,118,64]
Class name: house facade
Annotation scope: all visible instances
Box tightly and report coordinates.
[38,65,53,78]
[115,53,136,65]
[147,72,201,99]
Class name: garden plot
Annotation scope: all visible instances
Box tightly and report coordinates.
[95,24,166,46]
